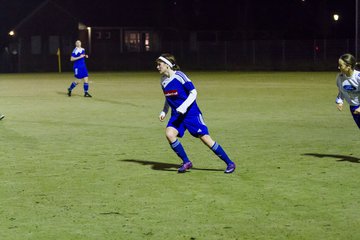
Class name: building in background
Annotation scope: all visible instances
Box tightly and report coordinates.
[3,0,163,72]
[5,0,78,72]
[1,0,356,72]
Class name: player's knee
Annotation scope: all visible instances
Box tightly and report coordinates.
[165,128,177,142]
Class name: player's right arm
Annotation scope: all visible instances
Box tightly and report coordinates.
[335,76,344,111]
[336,98,343,111]
[70,54,85,62]
[159,100,169,121]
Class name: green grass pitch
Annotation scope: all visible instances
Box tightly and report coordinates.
[0,71,360,239]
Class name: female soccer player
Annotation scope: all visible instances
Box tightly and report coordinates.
[156,53,236,173]
[335,53,360,128]
[67,40,92,97]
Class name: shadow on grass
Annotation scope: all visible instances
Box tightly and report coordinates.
[56,91,141,107]
[56,91,70,96]
[120,159,224,172]
[303,153,360,163]
[93,98,140,107]
[56,91,82,97]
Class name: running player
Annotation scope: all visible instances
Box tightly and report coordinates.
[156,53,236,173]
[67,40,92,97]
[336,53,360,128]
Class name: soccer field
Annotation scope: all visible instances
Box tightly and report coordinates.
[1,71,359,240]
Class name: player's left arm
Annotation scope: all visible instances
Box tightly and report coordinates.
[176,86,197,114]
[353,106,360,114]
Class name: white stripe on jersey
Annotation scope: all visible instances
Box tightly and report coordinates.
[160,71,191,88]
[198,114,206,126]
[175,71,191,84]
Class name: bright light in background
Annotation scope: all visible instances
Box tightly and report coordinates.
[8,30,15,36]
[87,27,92,54]
[333,14,340,21]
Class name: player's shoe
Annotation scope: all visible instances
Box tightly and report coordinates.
[224,163,236,174]
[178,161,193,173]
[84,92,92,97]
[0,114,4,120]
[67,88,72,97]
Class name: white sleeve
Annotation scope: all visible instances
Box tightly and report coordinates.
[176,89,197,114]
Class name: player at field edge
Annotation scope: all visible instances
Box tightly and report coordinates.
[156,53,236,173]
[67,40,92,97]
[336,53,360,128]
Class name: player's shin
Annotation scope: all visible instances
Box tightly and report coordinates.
[69,82,77,90]
[211,142,233,165]
[83,82,89,92]
[170,139,190,163]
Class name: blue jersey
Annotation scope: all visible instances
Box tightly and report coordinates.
[161,71,201,117]
[72,47,88,79]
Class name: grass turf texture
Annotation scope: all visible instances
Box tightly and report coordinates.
[0,71,359,240]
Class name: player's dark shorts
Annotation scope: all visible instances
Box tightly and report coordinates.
[74,67,88,79]
[167,113,209,137]
[350,105,360,129]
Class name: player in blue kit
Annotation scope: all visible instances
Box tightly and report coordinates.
[156,53,236,174]
[67,40,92,97]
[336,53,360,128]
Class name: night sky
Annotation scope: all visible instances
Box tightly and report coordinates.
[0,0,356,41]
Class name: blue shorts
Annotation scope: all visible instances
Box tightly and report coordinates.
[74,67,88,79]
[350,105,360,129]
[167,113,209,138]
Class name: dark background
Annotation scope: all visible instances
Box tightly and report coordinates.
[0,0,356,72]
[0,0,355,40]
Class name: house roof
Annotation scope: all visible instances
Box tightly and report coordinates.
[0,0,80,47]
[12,0,78,32]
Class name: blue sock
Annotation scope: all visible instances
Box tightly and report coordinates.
[211,142,233,165]
[83,82,89,92]
[69,82,77,90]
[170,139,190,163]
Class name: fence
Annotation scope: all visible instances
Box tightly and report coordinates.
[0,38,355,72]
[161,38,354,71]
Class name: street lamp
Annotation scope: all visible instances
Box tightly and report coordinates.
[87,27,92,54]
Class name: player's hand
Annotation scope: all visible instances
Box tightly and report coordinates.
[85,55,89,58]
[353,107,360,114]
[336,103,343,111]
[159,111,166,121]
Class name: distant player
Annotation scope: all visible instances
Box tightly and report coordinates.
[335,53,360,128]
[0,113,4,120]
[156,53,236,173]
[67,40,92,97]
